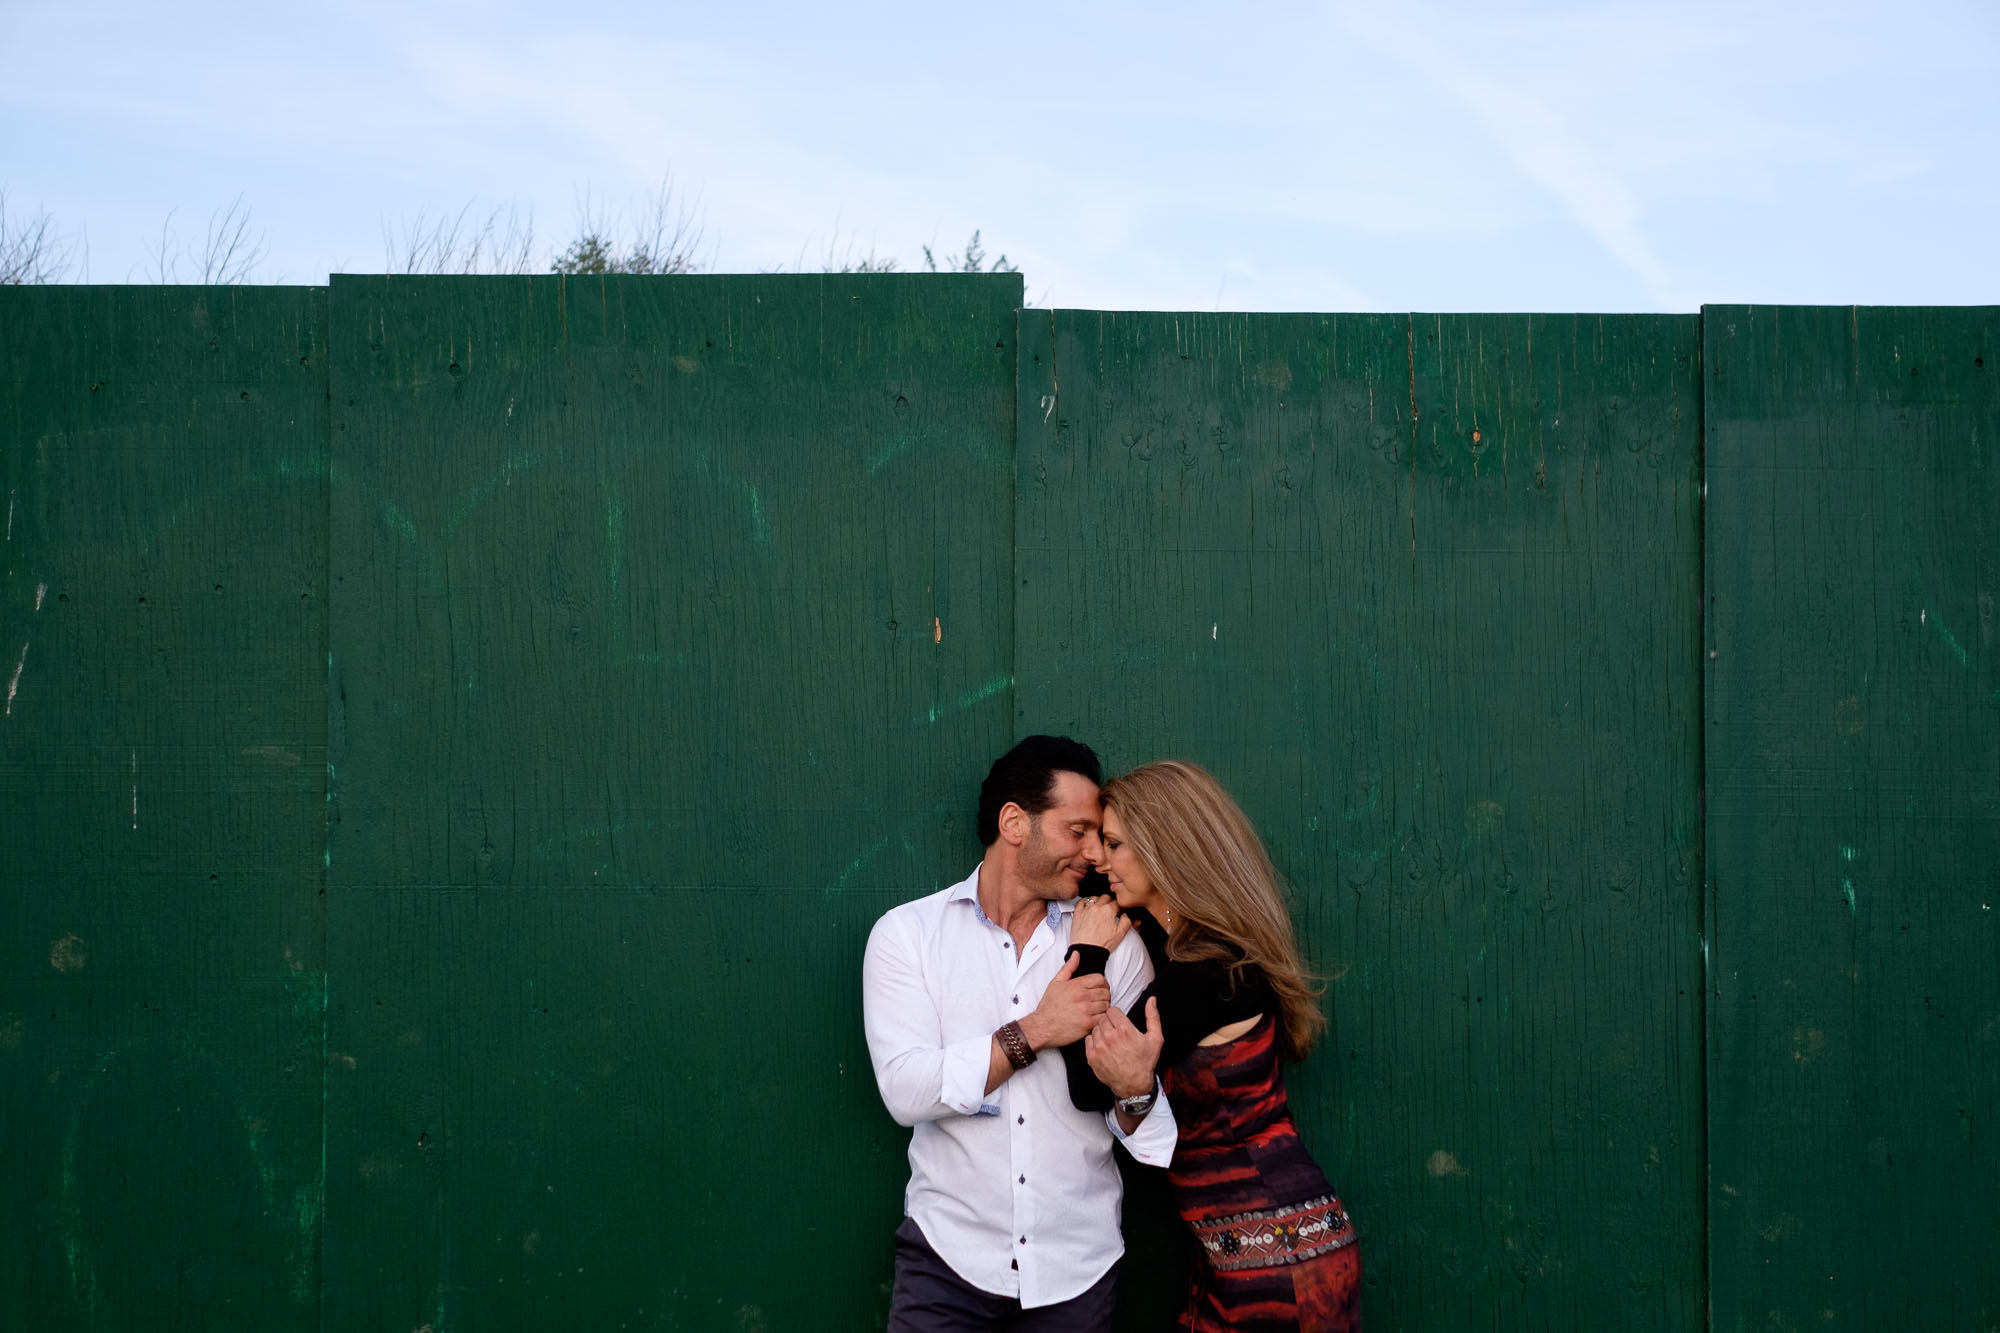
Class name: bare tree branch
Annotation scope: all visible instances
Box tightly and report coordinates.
[0,192,73,285]
[552,177,703,275]
[384,202,536,274]
[922,230,1018,275]
[197,194,268,284]
[150,208,180,283]
[811,220,899,274]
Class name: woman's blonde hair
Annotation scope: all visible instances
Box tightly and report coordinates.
[1101,761,1325,1060]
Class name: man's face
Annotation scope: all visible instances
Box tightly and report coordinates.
[1016,770,1104,900]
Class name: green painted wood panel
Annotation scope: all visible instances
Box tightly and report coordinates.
[7,283,1989,1332]
[1704,306,2000,1330]
[321,274,1020,1330]
[1016,309,1706,1330]
[0,287,329,1331]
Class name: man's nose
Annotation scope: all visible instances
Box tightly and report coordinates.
[1080,829,1105,864]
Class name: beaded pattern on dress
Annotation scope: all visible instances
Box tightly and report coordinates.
[1188,1194,1356,1273]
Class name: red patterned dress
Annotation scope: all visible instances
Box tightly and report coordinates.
[1064,916,1361,1331]
[1164,1012,1360,1331]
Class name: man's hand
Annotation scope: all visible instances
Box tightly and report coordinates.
[1017,953,1110,1050]
[1085,997,1164,1100]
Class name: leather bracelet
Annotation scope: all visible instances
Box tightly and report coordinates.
[997,1020,1036,1070]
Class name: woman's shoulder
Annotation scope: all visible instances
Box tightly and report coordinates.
[1160,945,1270,1004]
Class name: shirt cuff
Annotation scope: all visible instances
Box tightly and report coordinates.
[1106,1078,1176,1165]
[939,1031,1000,1116]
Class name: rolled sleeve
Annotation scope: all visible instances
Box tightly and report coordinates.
[864,907,999,1124]
[938,1032,998,1116]
[1107,1081,1177,1166]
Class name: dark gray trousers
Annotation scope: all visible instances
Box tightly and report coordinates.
[886,1217,1120,1333]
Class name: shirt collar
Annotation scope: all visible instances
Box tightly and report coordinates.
[949,865,1073,926]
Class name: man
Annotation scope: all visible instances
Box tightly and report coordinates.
[863,735,1170,1331]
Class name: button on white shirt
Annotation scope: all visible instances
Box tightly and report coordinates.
[863,866,1175,1308]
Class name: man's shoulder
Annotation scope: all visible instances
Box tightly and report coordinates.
[873,883,954,926]
[867,868,978,937]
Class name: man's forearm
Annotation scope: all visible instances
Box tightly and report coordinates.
[982,1014,1056,1093]
[982,1033,1013,1094]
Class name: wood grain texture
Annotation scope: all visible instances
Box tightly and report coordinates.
[1016,309,1705,1331]
[322,274,1020,1330]
[0,286,329,1331]
[9,284,1989,1332]
[1704,305,2000,1330]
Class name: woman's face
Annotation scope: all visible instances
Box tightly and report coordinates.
[1100,806,1166,920]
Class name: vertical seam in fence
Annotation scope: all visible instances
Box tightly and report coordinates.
[1695,306,1714,1333]
[316,282,333,1333]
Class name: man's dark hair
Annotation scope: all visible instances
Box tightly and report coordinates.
[977,735,1103,846]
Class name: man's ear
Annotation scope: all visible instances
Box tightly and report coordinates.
[996,801,1030,848]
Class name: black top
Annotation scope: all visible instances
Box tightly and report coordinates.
[1061,911,1276,1113]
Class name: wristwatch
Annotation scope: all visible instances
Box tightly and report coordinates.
[1115,1087,1157,1117]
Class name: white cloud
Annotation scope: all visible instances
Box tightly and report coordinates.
[1333,2,1695,310]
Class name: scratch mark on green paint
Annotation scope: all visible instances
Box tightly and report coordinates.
[291,1183,322,1303]
[380,499,418,544]
[826,836,892,899]
[444,449,542,535]
[285,969,325,1023]
[1842,878,1856,913]
[57,1042,295,1312]
[1934,617,1969,666]
[270,452,330,482]
[531,818,659,862]
[605,490,626,606]
[922,674,1014,724]
[1839,845,1857,861]
[689,444,774,551]
[58,1063,108,1327]
[131,448,337,556]
[867,431,1010,475]
[604,477,628,651]
[314,966,329,1306]
[867,433,920,474]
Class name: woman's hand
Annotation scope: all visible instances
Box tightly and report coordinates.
[1070,894,1131,950]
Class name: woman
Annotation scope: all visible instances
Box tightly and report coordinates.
[1065,760,1360,1332]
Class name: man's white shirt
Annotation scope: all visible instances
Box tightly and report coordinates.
[862,867,1175,1308]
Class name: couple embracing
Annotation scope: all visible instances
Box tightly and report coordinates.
[862,736,1361,1332]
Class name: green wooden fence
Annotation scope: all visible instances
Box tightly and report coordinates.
[1,278,1992,1331]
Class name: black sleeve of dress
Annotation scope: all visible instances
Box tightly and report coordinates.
[1058,945,1118,1111]
[1066,944,1110,977]
[1153,962,1277,1073]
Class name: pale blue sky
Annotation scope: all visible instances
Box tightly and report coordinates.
[4,0,1996,310]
